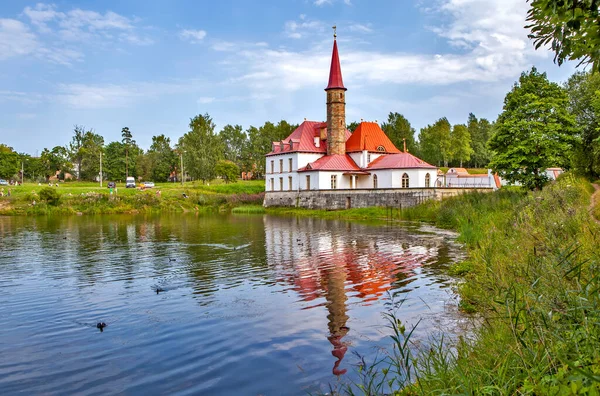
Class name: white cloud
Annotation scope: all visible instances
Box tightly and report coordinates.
[56,80,206,109]
[225,0,547,95]
[23,3,64,33]
[313,0,351,5]
[179,29,207,43]
[348,23,373,33]
[197,97,215,104]
[284,16,324,39]
[0,19,39,60]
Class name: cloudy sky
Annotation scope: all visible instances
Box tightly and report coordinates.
[0,0,578,155]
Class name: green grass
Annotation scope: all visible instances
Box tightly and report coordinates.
[337,173,600,395]
[0,180,265,215]
[231,205,266,214]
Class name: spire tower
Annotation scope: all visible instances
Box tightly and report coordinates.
[325,26,347,156]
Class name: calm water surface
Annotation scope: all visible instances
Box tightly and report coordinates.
[0,214,467,395]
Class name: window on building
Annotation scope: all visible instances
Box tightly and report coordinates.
[270,160,274,174]
[373,174,378,189]
[306,175,311,190]
[402,173,410,188]
[339,93,342,99]
[288,176,292,190]
[367,153,371,163]
[425,173,430,188]
[279,159,283,173]
[331,175,337,189]
[279,177,283,191]
[270,178,274,191]
[289,158,293,172]
[376,145,385,152]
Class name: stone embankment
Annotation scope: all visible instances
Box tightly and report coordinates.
[264,187,492,210]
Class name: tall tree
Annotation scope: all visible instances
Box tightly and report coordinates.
[0,146,19,179]
[121,127,134,178]
[527,0,600,71]
[80,132,104,181]
[564,71,600,178]
[179,113,222,183]
[104,141,127,181]
[219,124,247,168]
[489,67,578,190]
[381,112,417,153]
[40,146,69,180]
[418,118,452,166]
[450,124,473,167]
[69,125,86,180]
[467,113,493,168]
[147,134,177,181]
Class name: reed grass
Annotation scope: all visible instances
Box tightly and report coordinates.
[339,174,600,394]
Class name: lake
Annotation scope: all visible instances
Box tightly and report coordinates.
[0,214,467,395]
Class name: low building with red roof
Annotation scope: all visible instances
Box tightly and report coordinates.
[265,33,439,192]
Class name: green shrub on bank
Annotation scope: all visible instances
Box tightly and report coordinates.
[39,187,60,206]
[342,174,600,395]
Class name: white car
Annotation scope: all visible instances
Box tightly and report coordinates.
[0,179,7,186]
[143,182,155,188]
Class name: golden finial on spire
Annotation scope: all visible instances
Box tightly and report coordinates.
[332,25,337,39]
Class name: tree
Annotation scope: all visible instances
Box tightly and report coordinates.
[527,0,600,71]
[69,125,86,180]
[179,113,222,183]
[104,141,127,181]
[381,112,417,153]
[147,134,177,181]
[347,121,360,132]
[245,120,296,178]
[215,160,240,183]
[121,127,134,178]
[450,124,474,167]
[0,147,19,179]
[418,118,452,166]
[80,132,104,181]
[467,113,493,168]
[219,125,247,168]
[40,146,69,180]
[489,67,578,190]
[564,71,600,178]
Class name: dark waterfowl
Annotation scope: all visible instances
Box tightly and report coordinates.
[156,287,165,294]
[96,322,107,332]
[169,258,176,262]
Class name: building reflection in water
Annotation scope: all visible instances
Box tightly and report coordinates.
[264,216,434,376]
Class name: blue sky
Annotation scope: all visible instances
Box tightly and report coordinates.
[0,0,578,155]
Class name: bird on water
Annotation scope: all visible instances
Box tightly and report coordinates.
[96,322,107,332]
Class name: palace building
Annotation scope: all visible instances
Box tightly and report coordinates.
[264,33,438,193]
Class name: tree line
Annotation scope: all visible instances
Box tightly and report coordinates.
[1,67,599,188]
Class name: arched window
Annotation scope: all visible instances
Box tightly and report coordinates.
[339,92,343,99]
[376,145,385,152]
[373,174,378,189]
[401,173,409,188]
[425,173,430,188]
[340,119,343,126]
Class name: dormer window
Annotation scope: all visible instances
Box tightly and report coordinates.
[376,145,385,152]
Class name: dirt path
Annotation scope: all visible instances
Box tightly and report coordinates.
[591,183,600,224]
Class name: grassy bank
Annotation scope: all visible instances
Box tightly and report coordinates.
[0,180,265,215]
[336,174,600,394]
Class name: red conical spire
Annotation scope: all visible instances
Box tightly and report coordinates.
[325,37,346,91]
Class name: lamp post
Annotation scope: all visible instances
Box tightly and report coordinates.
[99,151,103,187]
[180,151,185,186]
[21,160,24,185]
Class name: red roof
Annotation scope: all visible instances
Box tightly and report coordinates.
[345,122,401,153]
[325,39,346,91]
[299,154,360,172]
[266,121,351,156]
[367,152,436,170]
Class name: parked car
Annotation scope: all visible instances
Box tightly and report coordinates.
[0,179,7,186]
[125,177,136,188]
[107,182,116,188]
[143,182,155,188]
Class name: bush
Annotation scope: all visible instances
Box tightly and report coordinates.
[39,187,60,206]
[215,160,240,183]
